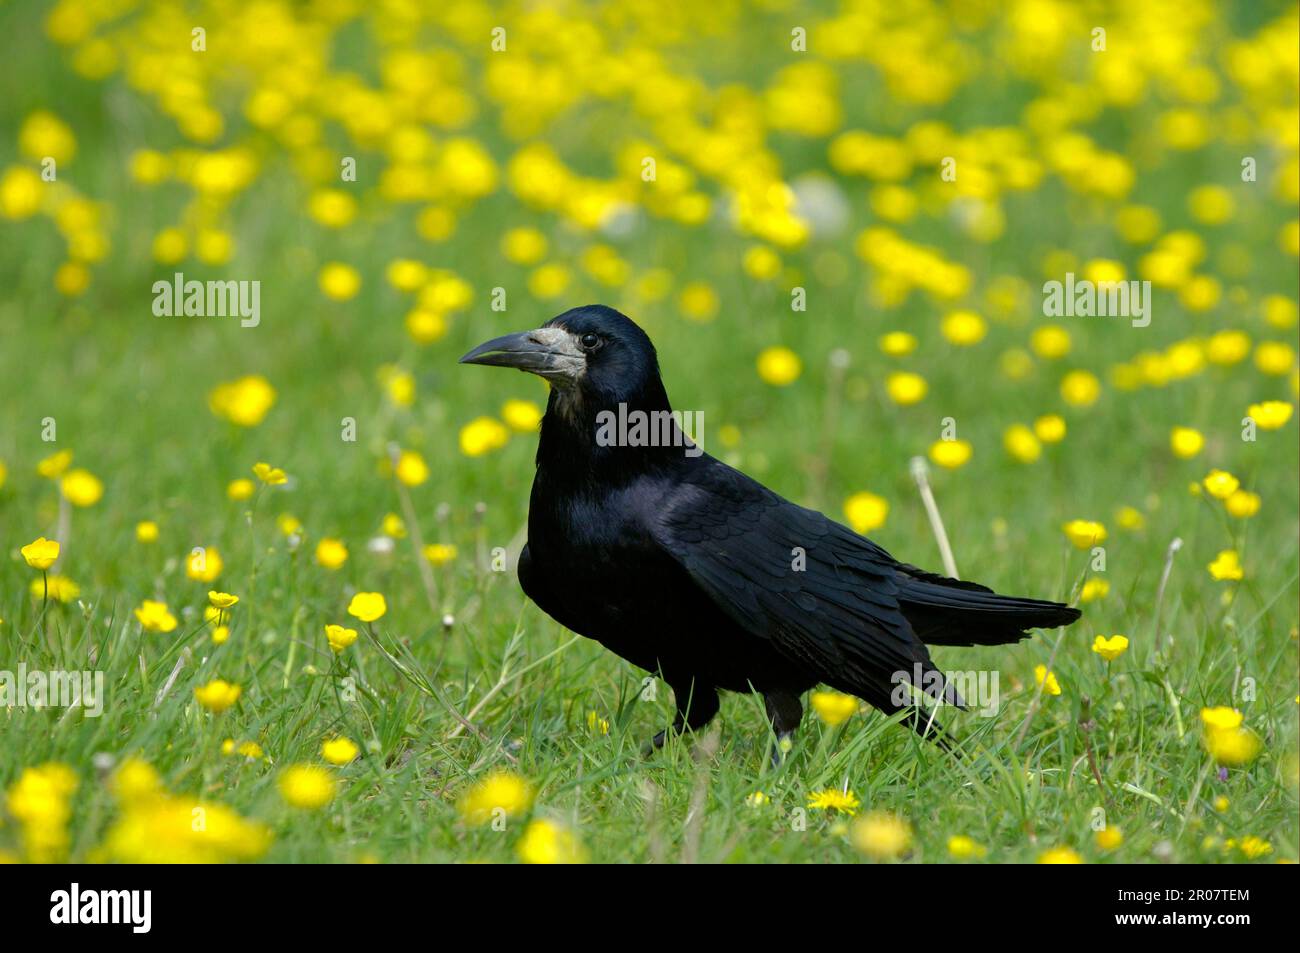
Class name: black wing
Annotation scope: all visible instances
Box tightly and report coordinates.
[649,458,961,712]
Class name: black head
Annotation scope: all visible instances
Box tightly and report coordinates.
[459,305,667,411]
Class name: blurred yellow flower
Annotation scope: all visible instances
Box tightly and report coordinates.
[1062,520,1106,548]
[1247,400,1292,430]
[941,310,986,346]
[459,416,510,457]
[32,575,79,602]
[321,737,360,765]
[1225,490,1260,518]
[807,789,859,814]
[37,449,73,479]
[1038,846,1083,864]
[185,547,223,582]
[929,439,972,469]
[1030,325,1071,360]
[1060,370,1101,407]
[756,346,802,386]
[501,227,547,265]
[1080,578,1109,602]
[252,462,287,485]
[878,331,917,356]
[501,399,543,432]
[1034,665,1061,696]
[278,765,337,809]
[809,691,858,726]
[851,811,912,859]
[679,281,720,321]
[209,375,276,427]
[60,469,103,506]
[517,818,587,864]
[1202,469,1239,499]
[134,599,178,633]
[194,679,241,713]
[208,591,238,610]
[395,449,429,487]
[1207,549,1243,581]
[423,543,457,566]
[315,538,348,570]
[947,834,987,859]
[1170,426,1205,458]
[885,371,927,405]
[319,262,361,300]
[135,520,159,543]
[227,478,255,501]
[843,491,888,534]
[458,771,532,825]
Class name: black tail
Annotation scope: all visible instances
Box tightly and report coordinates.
[895,564,1081,647]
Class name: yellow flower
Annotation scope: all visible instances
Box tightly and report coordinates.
[501,227,548,265]
[319,262,361,300]
[405,307,448,344]
[679,281,720,321]
[940,310,986,346]
[1201,709,1262,766]
[1034,665,1061,696]
[516,818,587,864]
[1255,341,1295,376]
[878,331,917,357]
[278,765,337,809]
[1060,370,1101,407]
[31,575,79,602]
[1225,490,1260,519]
[37,449,73,478]
[110,758,163,803]
[885,371,927,405]
[222,739,264,759]
[459,416,510,457]
[742,245,782,281]
[851,811,911,859]
[134,600,178,633]
[1247,400,1292,430]
[347,592,387,623]
[1205,330,1251,365]
[1038,846,1083,864]
[1170,426,1204,459]
[20,110,76,164]
[1030,325,1071,359]
[809,691,858,726]
[423,543,458,566]
[321,737,360,765]
[1091,634,1129,661]
[1080,578,1109,603]
[586,710,610,734]
[458,771,533,825]
[0,165,44,219]
[1003,424,1041,464]
[756,346,802,386]
[1202,470,1239,499]
[194,679,241,713]
[325,624,358,654]
[807,788,859,814]
[1207,549,1243,581]
[946,834,987,859]
[315,538,348,570]
[21,537,60,570]
[211,625,230,645]
[102,794,270,864]
[395,449,429,486]
[381,513,406,538]
[501,399,543,432]
[227,478,255,501]
[276,513,302,537]
[1062,520,1106,549]
[209,375,276,428]
[185,547,223,582]
[1200,707,1243,731]
[208,591,239,610]
[60,469,103,507]
[843,491,888,534]
[252,462,287,485]
[385,258,427,291]
[1115,506,1145,531]
[929,439,972,469]
[1237,836,1272,859]
[135,520,159,543]
[1033,414,1066,443]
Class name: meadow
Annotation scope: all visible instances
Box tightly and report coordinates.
[0,0,1297,864]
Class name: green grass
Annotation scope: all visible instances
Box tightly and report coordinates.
[0,0,1296,864]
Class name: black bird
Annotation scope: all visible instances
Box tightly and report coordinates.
[461,305,1080,755]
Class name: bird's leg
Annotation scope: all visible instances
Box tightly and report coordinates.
[763,691,804,766]
[643,681,719,755]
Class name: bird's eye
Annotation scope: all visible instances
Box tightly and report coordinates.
[579,332,601,350]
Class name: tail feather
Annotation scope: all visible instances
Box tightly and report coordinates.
[895,564,1081,647]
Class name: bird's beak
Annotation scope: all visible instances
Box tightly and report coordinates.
[458,326,585,382]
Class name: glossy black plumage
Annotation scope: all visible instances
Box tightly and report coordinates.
[462,305,1081,753]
